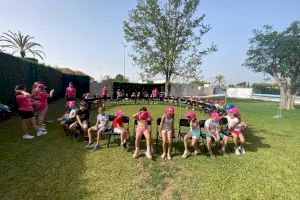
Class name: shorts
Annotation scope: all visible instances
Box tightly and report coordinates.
[204,132,227,140]
[230,129,243,136]
[136,126,149,134]
[113,128,123,134]
[190,130,200,140]
[19,111,34,119]
[67,98,75,101]
[64,118,76,125]
[161,128,172,133]
[91,125,108,132]
[73,120,89,129]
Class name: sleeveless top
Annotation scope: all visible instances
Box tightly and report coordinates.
[162,116,173,130]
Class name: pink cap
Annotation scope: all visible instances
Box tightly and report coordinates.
[37,83,46,89]
[115,109,124,117]
[219,100,225,106]
[210,112,220,119]
[139,111,149,121]
[185,111,196,119]
[229,107,239,115]
[66,101,77,108]
[165,106,174,115]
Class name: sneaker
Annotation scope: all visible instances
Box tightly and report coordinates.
[122,142,127,148]
[193,150,200,155]
[23,134,34,140]
[85,143,94,149]
[92,145,100,152]
[182,150,190,158]
[37,130,43,137]
[133,150,139,159]
[167,155,172,160]
[41,129,47,135]
[208,152,216,159]
[239,146,246,154]
[161,153,166,159]
[219,149,228,157]
[145,151,152,159]
[235,147,241,156]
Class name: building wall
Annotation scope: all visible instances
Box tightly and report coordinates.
[226,88,253,98]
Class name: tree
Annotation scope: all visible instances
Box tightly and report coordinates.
[114,74,128,82]
[0,30,45,60]
[243,21,300,110]
[236,82,247,87]
[123,0,216,95]
[215,74,225,86]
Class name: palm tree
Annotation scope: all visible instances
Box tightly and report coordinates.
[215,74,225,86]
[0,30,45,60]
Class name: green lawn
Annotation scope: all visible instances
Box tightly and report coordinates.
[0,99,299,200]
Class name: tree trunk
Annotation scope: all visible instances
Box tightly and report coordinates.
[165,79,170,97]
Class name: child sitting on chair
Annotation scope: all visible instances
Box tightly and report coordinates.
[204,112,227,159]
[85,106,109,152]
[226,107,246,155]
[160,106,175,160]
[182,111,201,158]
[132,107,152,159]
[59,101,78,135]
[70,101,90,139]
[113,109,128,148]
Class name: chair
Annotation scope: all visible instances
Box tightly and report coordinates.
[107,115,130,148]
[155,118,176,153]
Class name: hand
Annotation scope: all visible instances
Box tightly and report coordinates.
[50,89,55,93]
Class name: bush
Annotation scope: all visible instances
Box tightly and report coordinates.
[0,52,90,105]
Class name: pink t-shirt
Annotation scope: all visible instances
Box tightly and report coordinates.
[66,86,76,98]
[102,87,108,96]
[16,94,33,111]
[38,92,49,110]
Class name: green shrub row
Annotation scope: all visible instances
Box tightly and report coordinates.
[0,52,90,105]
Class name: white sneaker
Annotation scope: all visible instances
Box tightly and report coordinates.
[41,130,47,135]
[23,134,34,140]
[194,150,200,155]
[161,153,166,159]
[239,146,246,154]
[167,155,172,160]
[235,147,241,155]
[145,151,152,159]
[37,130,43,137]
[182,150,190,158]
[133,150,139,159]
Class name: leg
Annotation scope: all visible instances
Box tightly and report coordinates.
[231,132,238,148]
[161,130,167,155]
[191,138,198,151]
[238,133,245,146]
[183,133,191,151]
[135,128,143,151]
[206,137,212,153]
[143,129,151,153]
[96,129,105,145]
[222,135,229,152]
[21,119,29,135]
[37,109,47,129]
[167,131,173,157]
[88,127,97,144]
[30,117,39,132]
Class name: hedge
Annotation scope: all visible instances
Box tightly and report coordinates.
[0,52,90,105]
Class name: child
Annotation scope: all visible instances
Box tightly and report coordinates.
[32,83,54,135]
[226,107,246,155]
[204,112,227,158]
[69,101,90,138]
[15,85,42,139]
[160,106,175,160]
[65,82,76,101]
[59,101,78,135]
[182,111,201,158]
[113,109,129,148]
[132,107,152,159]
[86,107,109,152]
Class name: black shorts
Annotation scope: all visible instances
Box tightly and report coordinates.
[103,95,107,100]
[19,111,34,119]
[67,98,75,101]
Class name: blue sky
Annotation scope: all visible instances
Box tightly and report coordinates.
[0,0,299,84]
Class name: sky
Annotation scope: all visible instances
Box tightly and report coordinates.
[0,0,299,84]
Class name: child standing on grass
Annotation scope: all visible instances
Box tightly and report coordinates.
[65,82,76,101]
[15,85,42,139]
[160,106,175,160]
[70,101,90,139]
[113,109,129,148]
[32,83,54,135]
[59,101,78,135]
[182,111,201,158]
[85,107,109,152]
[226,107,246,155]
[132,107,152,159]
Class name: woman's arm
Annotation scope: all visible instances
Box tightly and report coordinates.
[49,89,55,98]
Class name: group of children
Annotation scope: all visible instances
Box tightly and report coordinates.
[15,82,246,159]
[15,82,54,139]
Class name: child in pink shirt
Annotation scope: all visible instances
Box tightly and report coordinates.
[15,85,41,139]
[65,82,76,101]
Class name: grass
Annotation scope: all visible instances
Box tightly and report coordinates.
[0,99,299,200]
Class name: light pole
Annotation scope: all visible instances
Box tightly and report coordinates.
[122,41,127,82]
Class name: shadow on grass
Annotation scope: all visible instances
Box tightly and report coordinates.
[243,126,271,152]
